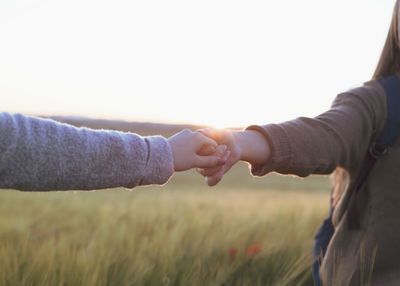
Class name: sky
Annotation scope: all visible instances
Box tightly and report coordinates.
[0,0,396,128]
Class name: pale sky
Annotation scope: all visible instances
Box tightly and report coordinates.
[0,0,395,128]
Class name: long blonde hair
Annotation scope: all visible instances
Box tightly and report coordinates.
[373,0,400,79]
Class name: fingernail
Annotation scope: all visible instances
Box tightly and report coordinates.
[217,158,226,165]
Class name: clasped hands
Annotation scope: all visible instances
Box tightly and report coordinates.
[196,129,242,186]
[167,128,271,186]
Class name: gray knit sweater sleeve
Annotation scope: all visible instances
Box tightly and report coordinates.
[0,112,174,191]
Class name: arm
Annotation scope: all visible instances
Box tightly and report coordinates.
[0,113,222,191]
[232,130,271,166]
[248,82,386,177]
[199,81,387,185]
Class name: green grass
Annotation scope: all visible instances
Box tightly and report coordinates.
[0,163,331,286]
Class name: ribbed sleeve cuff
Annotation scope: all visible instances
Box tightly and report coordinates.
[140,136,174,185]
[245,124,293,176]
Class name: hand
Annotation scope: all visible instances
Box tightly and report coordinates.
[197,128,271,186]
[167,129,226,172]
[197,129,242,186]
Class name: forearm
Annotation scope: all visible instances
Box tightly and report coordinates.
[0,113,174,191]
[244,84,386,178]
[233,130,271,166]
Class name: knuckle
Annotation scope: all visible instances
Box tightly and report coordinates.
[194,132,204,140]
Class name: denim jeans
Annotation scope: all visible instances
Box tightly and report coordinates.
[312,207,334,286]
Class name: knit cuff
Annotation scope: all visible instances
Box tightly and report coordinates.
[245,124,293,176]
[140,136,174,185]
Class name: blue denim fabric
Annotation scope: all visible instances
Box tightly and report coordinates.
[312,207,334,286]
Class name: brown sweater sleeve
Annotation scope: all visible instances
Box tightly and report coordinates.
[246,80,387,177]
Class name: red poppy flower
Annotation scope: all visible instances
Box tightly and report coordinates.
[228,247,238,260]
[246,244,262,258]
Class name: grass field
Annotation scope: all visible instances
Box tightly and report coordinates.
[0,162,331,286]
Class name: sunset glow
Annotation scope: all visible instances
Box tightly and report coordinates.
[0,0,394,128]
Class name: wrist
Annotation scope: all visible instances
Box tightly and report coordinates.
[233,130,271,165]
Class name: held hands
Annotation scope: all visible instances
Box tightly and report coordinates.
[197,128,272,186]
[197,129,242,186]
[167,129,226,172]
[167,128,271,186]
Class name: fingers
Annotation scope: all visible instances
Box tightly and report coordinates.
[192,139,228,169]
[205,149,239,186]
[197,148,230,175]
[206,166,225,186]
[199,150,231,186]
[198,143,227,156]
[198,144,216,156]
[215,145,227,157]
[197,166,221,177]
[197,146,228,174]
[194,155,226,168]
